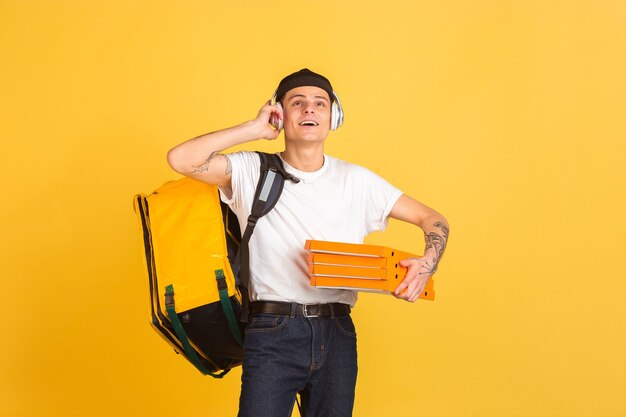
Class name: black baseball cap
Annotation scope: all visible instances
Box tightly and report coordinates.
[274,68,335,103]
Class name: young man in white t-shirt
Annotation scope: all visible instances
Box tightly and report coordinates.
[167,68,449,417]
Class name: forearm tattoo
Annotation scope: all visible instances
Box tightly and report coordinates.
[191,151,218,173]
[421,221,449,275]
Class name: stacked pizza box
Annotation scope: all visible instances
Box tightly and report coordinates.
[305,240,435,301]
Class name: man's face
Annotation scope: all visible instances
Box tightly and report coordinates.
[281,86,332,143]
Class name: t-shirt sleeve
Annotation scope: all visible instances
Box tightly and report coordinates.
[362,169,403,234]
[218,151,261,212]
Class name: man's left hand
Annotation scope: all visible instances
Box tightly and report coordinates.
[392,257,436,302]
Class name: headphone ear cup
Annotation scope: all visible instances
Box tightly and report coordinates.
[331,102,339,130]
[276,102,283,130]
[270,102,284,130]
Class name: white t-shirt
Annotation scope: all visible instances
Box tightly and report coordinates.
[220,151,403,306]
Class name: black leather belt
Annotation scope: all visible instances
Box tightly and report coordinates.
[249,301,351,318]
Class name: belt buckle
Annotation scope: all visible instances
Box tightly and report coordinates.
[302,304,319,318]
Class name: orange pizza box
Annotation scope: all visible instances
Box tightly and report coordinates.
[305,240,435,301]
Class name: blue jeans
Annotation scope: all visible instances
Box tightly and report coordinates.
[237,313,358,417]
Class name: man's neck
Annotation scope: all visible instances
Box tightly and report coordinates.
[281,143,325,172]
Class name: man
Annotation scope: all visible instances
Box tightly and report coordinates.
[167,68,449,417]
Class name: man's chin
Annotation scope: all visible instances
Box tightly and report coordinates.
[285,132,329,143]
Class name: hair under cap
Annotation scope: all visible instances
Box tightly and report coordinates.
[274,68,335,103]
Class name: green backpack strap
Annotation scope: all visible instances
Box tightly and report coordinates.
[164,284,229,378]
[215,269,243,346]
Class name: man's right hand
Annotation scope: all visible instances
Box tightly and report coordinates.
[252,101,283,140]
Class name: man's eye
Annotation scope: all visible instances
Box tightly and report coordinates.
[317,102,326,107]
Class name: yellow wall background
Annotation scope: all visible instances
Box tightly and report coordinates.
[2,1,625,416]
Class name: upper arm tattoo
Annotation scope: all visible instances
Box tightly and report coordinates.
[190,152,232,181]
[224,154,232,176]
[190,151,218,174]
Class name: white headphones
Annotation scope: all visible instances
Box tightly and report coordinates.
[269,88,344,131]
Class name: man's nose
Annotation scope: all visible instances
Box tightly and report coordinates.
[303,103,315,113]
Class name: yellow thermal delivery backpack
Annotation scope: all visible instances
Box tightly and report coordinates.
[133,152,297,377]
[134,178,243,377]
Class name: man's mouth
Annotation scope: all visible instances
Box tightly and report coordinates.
[299,120,319,126]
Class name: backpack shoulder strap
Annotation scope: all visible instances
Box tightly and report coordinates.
[235,152,300,320]
[250,152,299,221]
